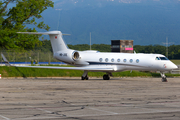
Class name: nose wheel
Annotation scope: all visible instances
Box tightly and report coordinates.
[162,77,167,82]
[160,72,167,82]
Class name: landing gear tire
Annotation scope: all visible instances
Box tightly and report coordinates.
[162,77,167,82]
[103,74,110,80]
[81,76,88,80]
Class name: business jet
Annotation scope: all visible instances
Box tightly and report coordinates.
[1,31,178,82]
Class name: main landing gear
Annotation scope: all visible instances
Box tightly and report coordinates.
[103,74,110,80]
[81,71,112,80]
[81,71,89,80]
[103,73,112,80]
[81,75,88,80]
[160,72,167,82]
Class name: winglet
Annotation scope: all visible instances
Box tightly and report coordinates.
[1,53,11,66]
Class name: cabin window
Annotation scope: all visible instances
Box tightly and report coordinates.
[111,58,114,62]
[155,57,160,60]
[130,59,133,63]
[99,58,103,62]
[117,59,120,62]
[159,57,169,60]
[123,59,127,62]
[136,59,139,63]
[105,58,109,62]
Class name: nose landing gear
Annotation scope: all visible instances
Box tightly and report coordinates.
[160,72,167,82]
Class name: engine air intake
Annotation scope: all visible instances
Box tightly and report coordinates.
[72,51,80,61]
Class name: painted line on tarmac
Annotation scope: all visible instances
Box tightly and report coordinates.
[67,103,180,117]
[14,116,61,120]
[71,103,118,114]
[67,113,116,117]
[0,115,10,120]
[88,107,118,115]
[117,109,180,115]
[134,106,165,113]
[66,109,180,118]
[27,105,52,113]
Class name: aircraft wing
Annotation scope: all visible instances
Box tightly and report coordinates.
[11,65,114,72]
[1,53,11,65]
[1,53,114,72]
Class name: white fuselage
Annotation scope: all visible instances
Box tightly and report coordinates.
[54,49,178,72]
[15,30,178,80]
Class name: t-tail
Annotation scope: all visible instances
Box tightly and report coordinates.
[17,31,69,53]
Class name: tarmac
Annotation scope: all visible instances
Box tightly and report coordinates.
[0,77,180,120]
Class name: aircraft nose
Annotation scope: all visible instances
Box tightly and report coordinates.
[170,63,178,69]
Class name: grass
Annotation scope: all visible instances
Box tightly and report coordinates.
[171,60,180,65]
[0,66,179,78]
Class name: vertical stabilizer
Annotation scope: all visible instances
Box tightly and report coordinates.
[17,31,68,53]
[49,31,68,52]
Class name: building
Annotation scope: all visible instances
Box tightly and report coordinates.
[111,40,134,53]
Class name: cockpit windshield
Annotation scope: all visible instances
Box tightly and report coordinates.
[155,57,160,60]
[155,57,169,60]
[159,57,169,60]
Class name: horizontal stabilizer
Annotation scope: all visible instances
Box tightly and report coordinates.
[17,30,69,52]
[17,31,70,36]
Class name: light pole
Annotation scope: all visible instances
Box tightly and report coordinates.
[162,37,173,58]
[56,9,62,30]
[90,32,91,50]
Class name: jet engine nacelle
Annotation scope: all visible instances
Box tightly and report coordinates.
[72,51,80,61]
[54,50,89,65]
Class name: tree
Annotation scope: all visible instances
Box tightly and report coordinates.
[0,0,53,50]
[34,40,52,52]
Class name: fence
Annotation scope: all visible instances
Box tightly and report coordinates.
[171,65,180,74]
[0,51,60,64]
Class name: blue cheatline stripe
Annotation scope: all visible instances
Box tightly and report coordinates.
[87,62,144,67]
[88,62,115,65]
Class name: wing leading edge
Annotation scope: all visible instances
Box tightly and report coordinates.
[10,65,115,72]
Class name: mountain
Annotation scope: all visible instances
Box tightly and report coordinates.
[52,0,180,9]
[38,0,180,45]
